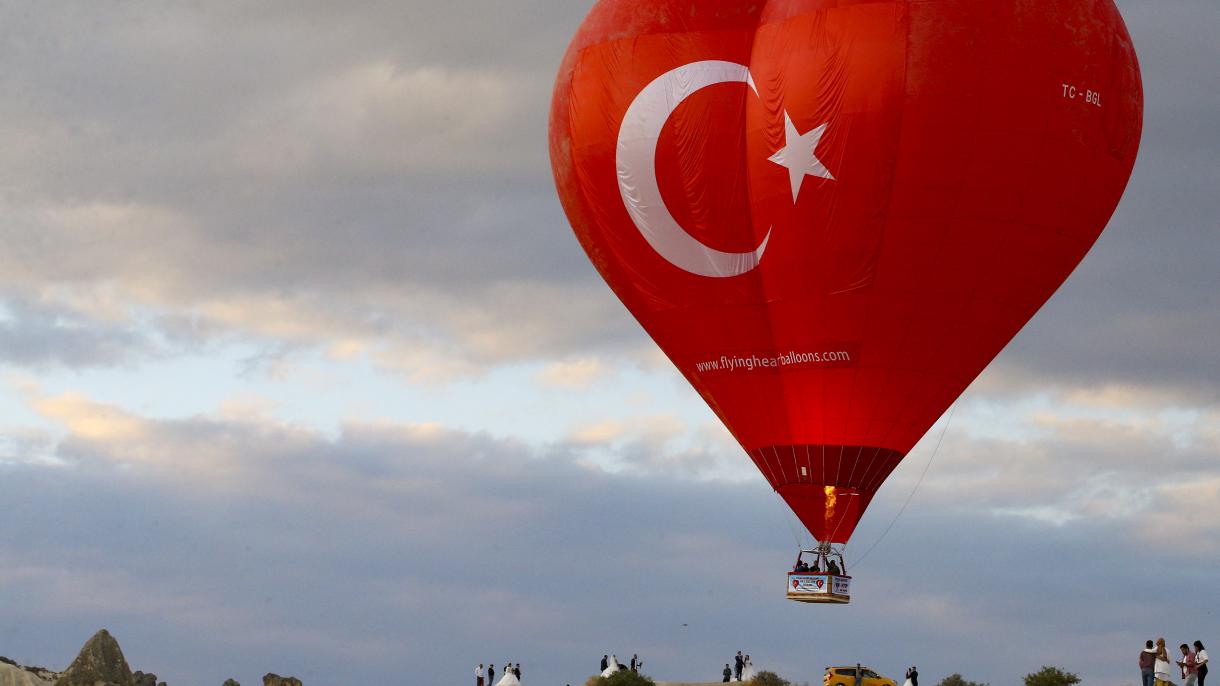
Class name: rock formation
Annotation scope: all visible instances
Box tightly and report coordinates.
[131,672,160,686]
[262,675,302,686]
[222,681,240,686]
[53,629,133,686]
[0,659,57,686]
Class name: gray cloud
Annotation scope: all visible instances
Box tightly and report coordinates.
[0,294,152,368]
[0,0,1213,391]
[2,388,1215,685]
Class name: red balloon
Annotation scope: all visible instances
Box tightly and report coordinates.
[550,0,1142,543]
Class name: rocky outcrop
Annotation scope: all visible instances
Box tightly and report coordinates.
[222,681,240,686]
[0,660,56,686]
[262,675,301,686]
[53,629,133,686]
[131,672,159,686]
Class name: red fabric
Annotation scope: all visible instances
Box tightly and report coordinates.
[550,0,1142,542]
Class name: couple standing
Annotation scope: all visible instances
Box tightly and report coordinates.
[903,667,919,686]
[600,654,641,677]
[475,662,522,686]
[723,652,756,682]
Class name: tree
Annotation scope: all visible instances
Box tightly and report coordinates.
[583,671,657,686]
[753,672,792,686]
[935,674,989,686]
[1023,666,1081,686]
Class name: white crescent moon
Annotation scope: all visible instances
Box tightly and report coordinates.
[616,60,771,278]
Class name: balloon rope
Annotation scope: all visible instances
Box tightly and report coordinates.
[851,402,957,569]
[773,489,807,549]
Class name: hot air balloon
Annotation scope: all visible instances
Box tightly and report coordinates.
[549,0,1142,603]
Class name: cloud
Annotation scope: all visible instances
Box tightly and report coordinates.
[0,293,159,370]
[0,0,1212,398]
[0,2,1214,685]
[534,357,608,390]
[2,387,1215,686]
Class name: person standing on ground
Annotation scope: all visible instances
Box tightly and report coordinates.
[1141,641,1159,686]
[1196,642,1209,686]
[1155,638,1174,686]
[911,666,919,686]
[514,663,522,679]
[735,652,744,681]
[854,664,864,686]
[495,663,519,686]
[723,664,732,682]
[741,655,756,681]
[601,655,609,672]
[488,663,495,686]
[476,663,485,686]
[1180,644,1199,686]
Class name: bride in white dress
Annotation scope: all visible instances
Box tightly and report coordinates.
[496,662,520,686]
[741,655,757,681]
[600,655,623,678]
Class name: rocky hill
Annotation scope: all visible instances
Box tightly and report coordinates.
[1,630,301,686]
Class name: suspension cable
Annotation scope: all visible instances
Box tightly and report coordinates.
[851,402,957,569]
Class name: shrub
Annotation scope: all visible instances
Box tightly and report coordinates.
[1023,666,1081,686]
[753,671,791,686]
[935,674,989,686]
[583,671,657,686]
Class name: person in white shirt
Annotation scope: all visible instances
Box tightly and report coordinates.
[1195,641,1209,686]
[476,663,486,686]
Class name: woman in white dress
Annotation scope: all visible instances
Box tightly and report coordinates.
[1155,638,1174,686]
[601,655,623,678]
[740,655,756,681]
[496,662,520,686]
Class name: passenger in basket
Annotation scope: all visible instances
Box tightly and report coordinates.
[828,559,841,575]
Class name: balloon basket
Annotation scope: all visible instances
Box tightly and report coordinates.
[786,572,851,604]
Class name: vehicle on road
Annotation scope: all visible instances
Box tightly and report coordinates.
[824,666,897,686]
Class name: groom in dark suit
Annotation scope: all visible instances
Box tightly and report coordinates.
[735,652,744,681]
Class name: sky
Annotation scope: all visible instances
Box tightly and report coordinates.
[0,2,1217,685]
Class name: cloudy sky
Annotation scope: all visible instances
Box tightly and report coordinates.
[0,2,1216,685]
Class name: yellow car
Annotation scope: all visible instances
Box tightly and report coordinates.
[824,666,897,686]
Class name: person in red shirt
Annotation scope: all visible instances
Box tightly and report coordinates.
[1181,644,1200,686]
[1140,640,1158,686]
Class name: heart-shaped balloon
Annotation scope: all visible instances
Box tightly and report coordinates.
[550,0,1141,543]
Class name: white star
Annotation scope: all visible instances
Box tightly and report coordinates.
[767,112,834,202]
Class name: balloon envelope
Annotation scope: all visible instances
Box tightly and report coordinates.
[550,0,1142,543]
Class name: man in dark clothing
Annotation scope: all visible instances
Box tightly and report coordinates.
[723,664,733,682]
[854,663,864,686]
[514,664,521,679]
[911,666,919,686]
[488,664,494,685]
[1141,640,1158,686]
[601,656,609,672]
[735,652,745,681]
[829,559,842,575]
